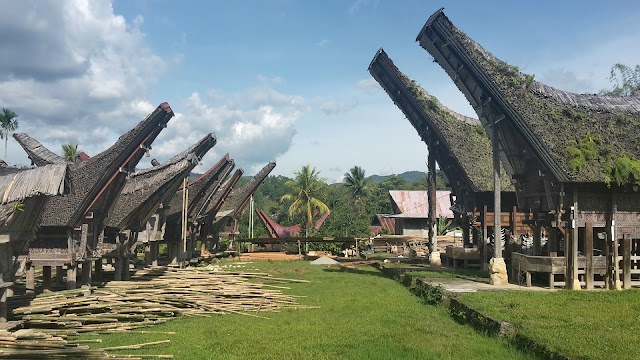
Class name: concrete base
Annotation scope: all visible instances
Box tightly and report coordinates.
[489,257,508,285]
[429,251,442,268]
[570,279,582,290]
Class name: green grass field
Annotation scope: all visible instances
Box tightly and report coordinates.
[458,290,640,360]
[87,260,530,359]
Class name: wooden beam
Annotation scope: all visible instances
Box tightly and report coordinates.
[585,222,594,290]
[428,146,437,250]
[493,115,502,259]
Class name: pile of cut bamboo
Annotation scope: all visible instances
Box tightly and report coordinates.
[0,329,108,359]
[12,266,312,337]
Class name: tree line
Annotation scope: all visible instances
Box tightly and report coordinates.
[238,165,448,240]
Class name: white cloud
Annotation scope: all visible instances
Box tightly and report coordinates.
[317,99,358,115]
[0,0,166,165]
[316,39,330,48]
[148,83,308,175]
[348,0,380,14]
[355,78,380,94]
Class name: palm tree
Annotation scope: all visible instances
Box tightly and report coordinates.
[61,144,80,163]
[0,108,19,159]
[343,165,370,211]
[281,165,330,237]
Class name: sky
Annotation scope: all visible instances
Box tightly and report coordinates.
[1,0,639,183]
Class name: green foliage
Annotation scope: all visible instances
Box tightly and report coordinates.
[0,108,19,160]
[599,63,640,96]
[609,155,640,190]
[562,106,588,120]
[437,215,454,236]
[566,132,601,172]
[12,202,25,212]
[343,165,371,210]
[508,76,521,86]
[280,165,329,237]
[473,124,485,136]
[61,144,80,163]
[524,73,535,88]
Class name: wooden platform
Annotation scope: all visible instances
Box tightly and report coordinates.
[445,245,482,269]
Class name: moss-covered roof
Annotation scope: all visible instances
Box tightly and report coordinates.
[418,9,640,184]
[368,48,513,192]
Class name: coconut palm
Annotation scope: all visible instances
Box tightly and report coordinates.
[0,108,19,159]
[61,144,80,163]
[343,165,370,211]
[281,165,329,237]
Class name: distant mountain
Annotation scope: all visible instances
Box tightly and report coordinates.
[367,171,427,183]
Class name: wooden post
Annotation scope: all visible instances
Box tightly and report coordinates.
[567,188,580,290]
[533,224,541,256]
[25,263,35,295]
[585,222,594,290]
[623,234,632,289]
[427,146,437,251]
[56,266,64,286]
[482,205,488,271]
[67,265,77,290]
[0,286,7,323]
[150,242,159,266]
[144,242,152,265]
[612,191,621,290]
[548,226,558,257]
[605,224,612,289]
[94,259,102,282]
[492,120,501,259]
[42,266,52,291]
[488,114,508,285]
[80,260,92,288]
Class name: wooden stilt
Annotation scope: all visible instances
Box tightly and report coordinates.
[42,266,52,291]
[144,242,152,265]
[25,263,35,295]
[427,146,437,251]
[612,191,621,290]
[623,234,632,289]
[80,260,92,288]
[548,226,558,257]
[533,224,541,256]
[56,266,64,286]
[150,242,159,266]
[94,259,102,282]
[567,188,580,290]
[0,286,7,323]
[585,222,594,290]
[67,265,77,290]
[482,205,488,271]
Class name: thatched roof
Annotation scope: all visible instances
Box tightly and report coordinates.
[417,9,640,184]
[107,134,217,231]
[13,134,66,166]
[0,164,68,205]
[217,161,276,219]
[35,103,174,227]
[369,48,513,193]
[201,168,244,220]
[165,154,234,221]
[0,164,69,244]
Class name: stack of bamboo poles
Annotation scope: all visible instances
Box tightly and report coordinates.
[0,328,108,359]
[11,266,312,337]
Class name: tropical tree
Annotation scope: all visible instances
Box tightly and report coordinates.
[280,165,330,237]
[343,165,371,211]
[61,144,80,163]
[599,63,640,96]
[0,108,19,159]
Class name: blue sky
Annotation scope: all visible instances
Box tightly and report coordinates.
[1,1,639,182]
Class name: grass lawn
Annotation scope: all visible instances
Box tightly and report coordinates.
[458,290,640,360]
[86,260,531,359]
